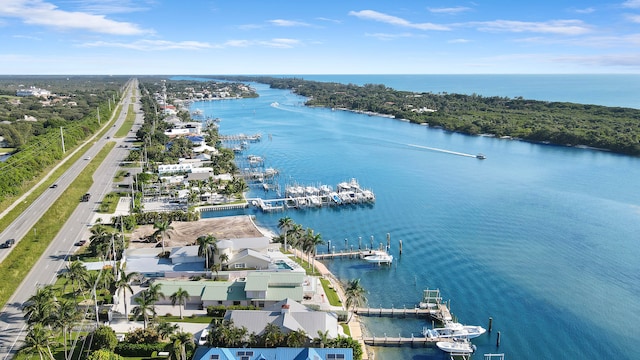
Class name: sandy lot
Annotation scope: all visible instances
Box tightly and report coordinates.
[128,215,275,249]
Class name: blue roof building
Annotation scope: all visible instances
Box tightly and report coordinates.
[192,347,352,360]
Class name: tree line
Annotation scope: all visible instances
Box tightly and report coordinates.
[211,75,640,156]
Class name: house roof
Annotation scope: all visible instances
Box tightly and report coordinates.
[201,281,247,301]
[224,298,340,339]
[192,347,352,360]
[244,272,304,292]
[169,245,200,260]
[230,249,271,265]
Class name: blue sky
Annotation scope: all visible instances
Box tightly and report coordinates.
[1,0,640,74]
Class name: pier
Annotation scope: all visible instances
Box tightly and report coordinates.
[363,335,442,347]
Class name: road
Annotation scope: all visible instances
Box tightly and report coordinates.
[0,78,143,359]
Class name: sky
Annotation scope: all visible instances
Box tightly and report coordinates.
[1,0,640,74]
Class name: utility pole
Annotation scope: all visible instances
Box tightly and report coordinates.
[60,127,65,154]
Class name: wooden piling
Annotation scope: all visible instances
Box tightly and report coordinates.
[488,317,493,332]
[496,331,501,347]
[399,239,403,254]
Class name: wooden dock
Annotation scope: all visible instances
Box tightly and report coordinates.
[354,305,450,320]
[363,335,449,347]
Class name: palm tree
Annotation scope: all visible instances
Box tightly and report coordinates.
[169,331,195,360]
[115,270,139,320]
[156,320,179,340]
[218,252,229,270]
[21,324,55,360]
[286,329,308,347]
[344,278,367,323]
[146,282,165,318]
[302,229,324,271]
[23,285,57,326]
[278,216,294,252]
[132,292,156,329]
[52,299,80,360]
[153,220,174,253]
[262,323,284,347]
[210,263,221,280]
[196,234,216,270]
[62,260,88,298]
[170,287,190,319]
[314,330,331,348]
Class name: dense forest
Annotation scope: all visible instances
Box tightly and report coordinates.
[0,76,128,203]
[211,76,640,156]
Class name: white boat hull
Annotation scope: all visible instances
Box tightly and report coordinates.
[436,340,475,354]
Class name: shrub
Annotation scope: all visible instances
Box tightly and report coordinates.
[114,343,168,357]
[92,325,118,351]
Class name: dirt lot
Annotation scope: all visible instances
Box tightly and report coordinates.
[128,215,274,249]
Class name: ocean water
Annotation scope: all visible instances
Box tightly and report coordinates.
[189,76,640,360]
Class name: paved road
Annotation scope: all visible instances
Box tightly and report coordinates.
[0,78,143,359]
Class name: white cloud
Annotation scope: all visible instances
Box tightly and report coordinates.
[349,10,450,31]
[474,19,591,35]
[428,7,471,14]
[448,38,471,43]
[622,0,640,9]
[626,14,640,23]
[259,38,300,48]
[224,39,252,47]
[365,32,416,40]
[0,0,150,35]
[269,19,310,27]
[82,39,213,51]
[574,7,595,14]
[316,17,341,24]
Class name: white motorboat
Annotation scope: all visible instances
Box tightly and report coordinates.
[363,251,393,264]
[436,339,476,354]
[423,321,486,339]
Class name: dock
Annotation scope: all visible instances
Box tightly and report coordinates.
[363,335,442,347]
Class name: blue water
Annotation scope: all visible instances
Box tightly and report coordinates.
[188,76,640,360]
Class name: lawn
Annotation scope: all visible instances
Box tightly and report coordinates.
[320,278,342,307]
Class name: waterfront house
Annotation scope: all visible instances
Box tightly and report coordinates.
[192,347,352,360]
[223,298,343,343]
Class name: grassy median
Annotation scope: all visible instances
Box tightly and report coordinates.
[0,143,115,308]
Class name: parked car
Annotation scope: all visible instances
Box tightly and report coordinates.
[198,328,209,346]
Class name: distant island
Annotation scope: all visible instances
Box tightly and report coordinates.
[209,75,640,157]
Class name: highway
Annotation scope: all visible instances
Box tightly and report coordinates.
[0,78,143,359]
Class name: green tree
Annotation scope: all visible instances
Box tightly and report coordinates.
[153,220,174,253]
[156,320,179,340]
[146,282,165,319]
[20,323,56,360]
[344,279,367,323]
[52,299,81,360]
[91,325,118,351]
[169,287,190,319]
[286,329,308,347]
[115,270,139,320]
[87,349,124,360]
[196,234,216,270]
[278,216,294,252]
[22,285,58,326]
[262,323,284,347]
[169,331,195,360]
[131,292,156,329]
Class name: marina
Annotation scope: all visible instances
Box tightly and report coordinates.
[194,79,640,360]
